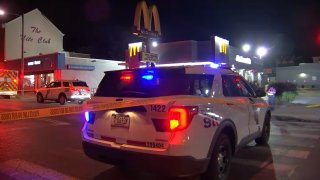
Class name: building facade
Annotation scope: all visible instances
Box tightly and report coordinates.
[4,52,124,92]
[276,62,320,89]
[150,37,265,87]
[2,9,125,92]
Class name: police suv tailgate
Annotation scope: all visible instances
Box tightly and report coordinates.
[85,97,174,150]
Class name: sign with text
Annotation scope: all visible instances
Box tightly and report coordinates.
[141,52,159,63]
[4,9,64,60]
[235,55,251,64]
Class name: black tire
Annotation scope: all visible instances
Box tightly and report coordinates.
[203,133,232,180]
[59,94,66,105]
[255,114,271,145]
[78,100,83,104]
[36,93,44,103]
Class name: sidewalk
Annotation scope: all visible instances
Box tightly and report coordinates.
[271,90,320,123]
[12,92,35,101]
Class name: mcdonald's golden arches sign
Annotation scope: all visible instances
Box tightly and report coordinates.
[215,36,229,54]
[133,1,161,37]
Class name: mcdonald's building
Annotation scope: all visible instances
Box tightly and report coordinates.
[150,36,265,87]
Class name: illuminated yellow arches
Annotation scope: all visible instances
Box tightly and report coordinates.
[133,1,161,35]
[128,42,143,57]
[220,43,227,54]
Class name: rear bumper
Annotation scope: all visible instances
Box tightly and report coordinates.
[0,91,17,96]
[69,94,91,101]
[82,141,209,177]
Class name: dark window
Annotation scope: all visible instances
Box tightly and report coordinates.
[95,68,214,98]
[63,82,69,87]
[46,82,54,88]
[222,75,255,97]
[53,82,61,88]
[72,81,88,87]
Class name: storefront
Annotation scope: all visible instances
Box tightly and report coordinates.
[228,46,265,87]
[4,52,125,92]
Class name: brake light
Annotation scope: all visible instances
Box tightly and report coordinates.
[13,79,17,83]
[170,120,179,130]
[120,74,133,80]
[168,106,198,131]
[84,111,95,124]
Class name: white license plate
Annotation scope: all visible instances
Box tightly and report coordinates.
[111,114,130,128]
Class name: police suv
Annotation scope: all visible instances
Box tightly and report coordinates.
[82,62,270,179]
[36,80,91,105]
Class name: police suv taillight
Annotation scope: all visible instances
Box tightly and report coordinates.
[152,106,198,132]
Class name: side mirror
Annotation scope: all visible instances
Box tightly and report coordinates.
[255,89,266,97]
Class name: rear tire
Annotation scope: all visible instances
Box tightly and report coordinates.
[78,100,83,104]
[36,93,44,103]
[59,95,66,105]
[203,133,232,180]
[255,114,271,145]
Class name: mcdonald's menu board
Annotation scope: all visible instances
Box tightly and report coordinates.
[142,52,159,63]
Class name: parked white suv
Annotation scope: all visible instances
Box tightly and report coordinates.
[82,62,270,179]
[36,80,91,105]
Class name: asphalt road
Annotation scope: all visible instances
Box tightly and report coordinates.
[0,98,78,112]
[0,100,320,180]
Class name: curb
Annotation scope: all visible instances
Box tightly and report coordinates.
[272,115,320,123]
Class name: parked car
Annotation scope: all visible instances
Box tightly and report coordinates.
[82,62,270,179]
[35,80,91,105]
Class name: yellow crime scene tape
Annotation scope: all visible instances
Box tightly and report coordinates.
[0,96,267,122]
[305,104,320,108]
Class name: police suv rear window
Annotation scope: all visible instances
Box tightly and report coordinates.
[72,81,88,87]
[95,68,214,97]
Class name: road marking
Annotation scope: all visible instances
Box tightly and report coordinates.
[0,159,78,180]
[305,104,320,108]
[271,148,310,159]
[42,118,70,126]
[232,157,297,177]
[272,126,320,132]
[271,132,320,140]
[272,121,320,129]
[270,141,315,149]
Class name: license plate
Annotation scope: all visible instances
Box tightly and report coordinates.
[111,114,130,128]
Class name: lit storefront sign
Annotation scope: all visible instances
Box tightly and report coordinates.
[235,55,251,64]
[129,42,143,57]
[66,64,95,71]
[27,60,41,66]
[215,36,229,54]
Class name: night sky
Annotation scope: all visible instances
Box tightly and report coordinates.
[1,0,320,61]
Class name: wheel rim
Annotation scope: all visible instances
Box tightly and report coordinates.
[217,144,229,178]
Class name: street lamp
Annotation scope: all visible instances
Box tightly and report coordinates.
[0,9,25,96]
[242,44,251,52]
[256,46,267,59]
[152,41,158,47]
